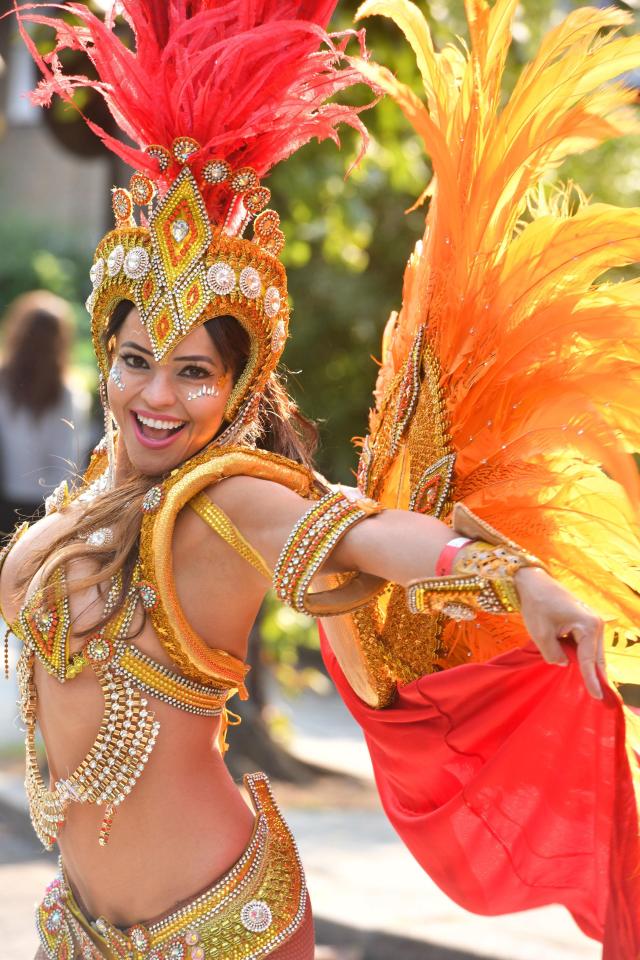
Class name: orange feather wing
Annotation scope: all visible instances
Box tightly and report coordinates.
[344,0,640,700]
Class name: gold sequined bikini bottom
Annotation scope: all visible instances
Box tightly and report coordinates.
[35,773,308,959]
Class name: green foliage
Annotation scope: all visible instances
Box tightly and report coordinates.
[0,214,95,372]
[260,592,324,695]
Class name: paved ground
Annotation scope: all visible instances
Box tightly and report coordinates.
[0,634,602,959]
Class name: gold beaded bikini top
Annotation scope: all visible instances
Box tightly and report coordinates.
[6,552,231,850]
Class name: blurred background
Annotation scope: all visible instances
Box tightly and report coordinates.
[0,1,639,957]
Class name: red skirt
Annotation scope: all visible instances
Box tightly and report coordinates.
[320,628,640,958]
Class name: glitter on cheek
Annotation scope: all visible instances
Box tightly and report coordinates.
[109,362,126,392]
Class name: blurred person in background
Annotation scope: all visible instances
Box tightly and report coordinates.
[0,290,91,533]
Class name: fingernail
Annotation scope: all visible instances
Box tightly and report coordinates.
[555,660,569,667]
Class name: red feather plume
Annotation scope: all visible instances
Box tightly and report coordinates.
[13,1,370,185]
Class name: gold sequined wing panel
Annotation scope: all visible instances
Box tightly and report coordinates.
[323,319,455,709]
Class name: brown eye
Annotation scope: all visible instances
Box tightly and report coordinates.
[180,365,212,379]
[121,352,148,369]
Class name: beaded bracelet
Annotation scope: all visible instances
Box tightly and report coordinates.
[407,537,543,621]
[407,572,521,621]
[273,491,382,613]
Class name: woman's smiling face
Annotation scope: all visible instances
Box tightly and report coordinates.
[107,306,233,476]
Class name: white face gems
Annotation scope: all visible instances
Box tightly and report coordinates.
[186,384,220,401]
[271,319,287,353]
[240,899,273,933]
[109,362,125,392]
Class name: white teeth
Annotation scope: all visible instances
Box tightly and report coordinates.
[136,413,185,430]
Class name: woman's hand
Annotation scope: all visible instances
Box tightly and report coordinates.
[515,567,606,700]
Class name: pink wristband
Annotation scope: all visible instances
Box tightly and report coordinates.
[435,537,473,577]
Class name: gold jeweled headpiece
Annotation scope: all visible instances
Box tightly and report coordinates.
[17,0,370,429]
[89,151,287,423]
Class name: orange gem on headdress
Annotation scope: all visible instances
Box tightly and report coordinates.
[146,144,171,173]
[130,172,155,206]
[230,167,259,193]
[156,312,171,341]
[202,159,232,185]
[253,209,280,242]
[262,228,285,256]
[186,280,202,310]
[112,188,133,224]
[172,137,200,165]
[244,186,271,215]
[141,273,157,306]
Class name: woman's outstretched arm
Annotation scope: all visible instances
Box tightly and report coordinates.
[208,475,605,700]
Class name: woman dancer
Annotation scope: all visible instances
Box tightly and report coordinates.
[3,1,640,958]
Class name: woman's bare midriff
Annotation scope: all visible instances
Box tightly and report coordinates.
[35,623,257,927]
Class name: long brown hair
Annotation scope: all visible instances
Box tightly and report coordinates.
[1,291,72,416]
[21,300,318,634]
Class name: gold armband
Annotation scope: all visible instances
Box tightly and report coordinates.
[273,490,384,614]
[406,504,545,621]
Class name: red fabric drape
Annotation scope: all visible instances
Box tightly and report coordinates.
[320,628,640,958]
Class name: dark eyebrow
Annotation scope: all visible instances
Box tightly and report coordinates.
[172,354,216,364]
[121,340,153,356]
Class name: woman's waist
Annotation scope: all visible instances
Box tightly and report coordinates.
[37,774,307,960]
[57,766,257,926]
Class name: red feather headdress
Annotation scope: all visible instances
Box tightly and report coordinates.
[14,0,370,426]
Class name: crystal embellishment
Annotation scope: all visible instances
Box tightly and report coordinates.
[171,219,190,243]
[207,262,236,296]
[231,167,259,193]
[139,582,158,610]
[202,159,231,184]
[264,286,281,318]
[107,245,125,277]
[86,527,113,548]
[142,486,163,513]
[128,925,151,951]
[240,899,273,933]
[239,266,261,299]
[172,136,199,164]
[90,258,105,288]
[86,636,112,664]
[124,247,150,280]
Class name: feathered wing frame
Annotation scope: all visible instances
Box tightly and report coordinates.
[324,0,640,716]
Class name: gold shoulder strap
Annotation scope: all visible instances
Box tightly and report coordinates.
[188,493,272,581]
